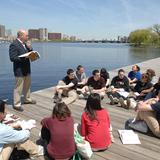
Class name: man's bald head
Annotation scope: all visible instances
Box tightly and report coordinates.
[17,29,28,42]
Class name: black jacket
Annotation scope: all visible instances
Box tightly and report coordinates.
[9,39,32,77]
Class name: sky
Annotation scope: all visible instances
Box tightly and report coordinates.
[0,0,160,40]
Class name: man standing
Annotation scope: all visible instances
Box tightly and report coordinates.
[9,30,36,111]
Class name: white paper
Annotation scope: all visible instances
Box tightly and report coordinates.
[118,130,141,144]
[134,92,140,96]
[3,114,20,124]
[117,90,129,98]
[16,119,36,130]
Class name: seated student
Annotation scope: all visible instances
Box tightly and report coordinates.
[79,69,106,98]
[119,73,153,109]
[41,102,76,160]
[145,77,160,100]
[0,100,44,160]
[74,65,87,88]
[128,65,142,85]
[81,93,111,151]
[107,69,130,105]
[146,68,156,84]
[100,68,110,88]
[53,69,78,105]
[132,91,160,138]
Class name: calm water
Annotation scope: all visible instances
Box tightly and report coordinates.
[0,42,160,102]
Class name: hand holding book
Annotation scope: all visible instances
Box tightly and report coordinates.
[19,51,40,62]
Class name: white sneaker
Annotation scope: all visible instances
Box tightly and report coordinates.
[37,145,44,156]
[119,97,128,109]
[30,145,44,159]
[109,95,119,105]
[127,98,137,109]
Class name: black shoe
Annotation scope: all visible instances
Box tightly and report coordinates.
[24,100,36,104]
[13,106,24,112]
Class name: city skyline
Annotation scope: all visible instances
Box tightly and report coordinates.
[0,0,160,40]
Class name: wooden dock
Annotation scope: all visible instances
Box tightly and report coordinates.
[7,57,160,160]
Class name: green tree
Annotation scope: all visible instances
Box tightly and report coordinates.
[152,24,160,36]
[129,29,152,45]
[151,24,160,45]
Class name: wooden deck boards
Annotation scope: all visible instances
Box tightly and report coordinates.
[6,57,160,160]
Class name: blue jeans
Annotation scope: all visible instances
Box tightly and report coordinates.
[145,92,156,100]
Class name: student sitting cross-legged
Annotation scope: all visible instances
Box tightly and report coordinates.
[53,69,78,105]
[119,73,153,109]
[78,69,106,99]
[107,69,130,105]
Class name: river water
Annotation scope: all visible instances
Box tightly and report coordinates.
[0,42,160,102]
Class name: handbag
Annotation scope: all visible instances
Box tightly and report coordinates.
[72,151,82,160]
[74,130,93,159]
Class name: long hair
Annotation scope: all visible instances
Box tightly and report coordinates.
[52,102,71,120]
[0,100,5,113]
[85,93,102,120]
[100,68,109,82]
[141,73,150,83]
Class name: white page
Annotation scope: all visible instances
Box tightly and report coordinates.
[118,130,141,144]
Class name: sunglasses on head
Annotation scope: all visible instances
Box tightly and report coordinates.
[142,75,148,79]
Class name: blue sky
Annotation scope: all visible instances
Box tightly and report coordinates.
[0,0,160,39]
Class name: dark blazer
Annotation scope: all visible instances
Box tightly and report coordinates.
[9,39,32,77]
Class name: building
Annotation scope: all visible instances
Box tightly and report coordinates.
[39,28,48,41]
[70,36,76,41]
[28,29,40,40]
[6,29,12,37]
[62,34,70,40]
[0,25,5,38]
[48,32,61,40]
[117,36,129,43]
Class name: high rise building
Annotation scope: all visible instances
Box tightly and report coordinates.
[48,33,61,40]
[0,25,5,37]
[39,28,48,41]
[28,29,40,40]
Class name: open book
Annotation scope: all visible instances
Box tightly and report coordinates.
[19,51,40,61]
[117,89,129,98]
[3,114,20,124]
[118,130,141,144]
[16,119,36,130]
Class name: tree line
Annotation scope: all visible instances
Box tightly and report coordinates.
[129,24,160,46]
